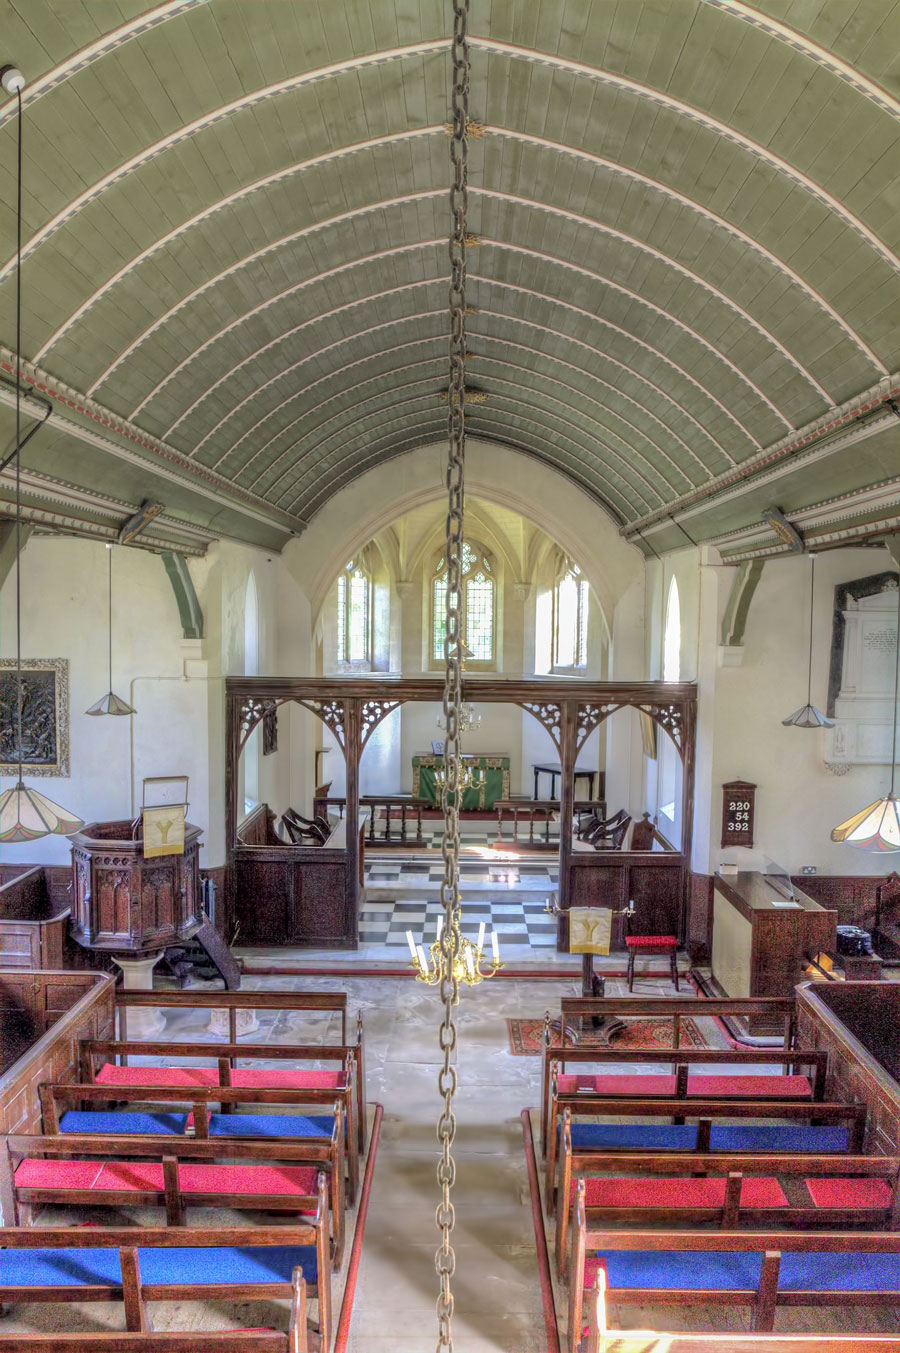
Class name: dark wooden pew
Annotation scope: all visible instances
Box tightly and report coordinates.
[569,1198,900,1352]
[0,1220,329,1350]
[545,1094,868,1201]
[541,1044,829,1159]
[555,995,797,1050]
[80,1015,367,1156]
[38,1080,355,1204]
[0,1273,308,1352]
[4,1133,346,1268]
[556,1129,900,1271]
[116,988,352,1047]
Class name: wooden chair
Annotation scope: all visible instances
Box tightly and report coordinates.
[624,907,678,990]
[280,806,331,844]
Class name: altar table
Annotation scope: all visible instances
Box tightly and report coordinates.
[412,754,510,810]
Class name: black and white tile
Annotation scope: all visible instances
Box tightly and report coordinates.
[358,896,559,948]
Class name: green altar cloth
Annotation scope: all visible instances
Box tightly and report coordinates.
[412,755,511,810]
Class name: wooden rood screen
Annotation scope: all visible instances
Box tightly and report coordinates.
[224,677,697,950]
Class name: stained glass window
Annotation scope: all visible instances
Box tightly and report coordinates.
[432,543,495,664]
[553,565,588,667]
[337,560,372,665]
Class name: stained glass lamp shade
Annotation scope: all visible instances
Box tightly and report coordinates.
[783,703,834,729]
[0,782,84,843]
[831,796,900,852]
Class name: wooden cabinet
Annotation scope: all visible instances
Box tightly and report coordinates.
[711,871,836,1029]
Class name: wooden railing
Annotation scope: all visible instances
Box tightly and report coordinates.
[316,795,429,846]
[495,799,608,848]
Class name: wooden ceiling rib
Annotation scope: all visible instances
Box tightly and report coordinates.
[0,0,899,557]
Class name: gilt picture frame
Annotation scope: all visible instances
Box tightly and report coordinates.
[0,657,70,777]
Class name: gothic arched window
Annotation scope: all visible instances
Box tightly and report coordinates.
[432,541,495,664]
[663,576,681,682]
[337,559,372,666]
[553,563,588,668]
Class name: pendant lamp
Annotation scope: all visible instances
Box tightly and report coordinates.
[782,553,834,728]
[831,575,900,852]
[0,65,83,844]
[86,544,136,715]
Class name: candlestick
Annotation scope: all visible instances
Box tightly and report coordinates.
[416,944,429,974]
[491,930,500,963]
[407,930,418,961]
[477,921,485,953]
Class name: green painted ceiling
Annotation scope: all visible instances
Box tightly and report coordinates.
[1,0,899,556]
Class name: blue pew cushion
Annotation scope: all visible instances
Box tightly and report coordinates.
[584,1249,900,1296]
[0,1246,317,1289]
[588,1250,763,1291]
[570,1123,698,1152]
[710,1125,849,1153]
[207,1112,334,1139]
[779,1252,900,1293]
[58,1111,189,1136]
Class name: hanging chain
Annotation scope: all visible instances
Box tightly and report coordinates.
[436,1,470,1350]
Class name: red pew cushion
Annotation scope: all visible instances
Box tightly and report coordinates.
[97,1162,165,1190]
[558,1073,677,1096]
[95,1064,217,1087]
[687,1074,812,1099]
[231,1069,347,1090]
[572,1175,788,1209]
[177,1163,319,1197]
[19,1158,321,1204]
[14,1160,104,1190]
[625,935,677,949]
[805,1177,894,1209]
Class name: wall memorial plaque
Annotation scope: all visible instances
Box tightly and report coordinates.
[0,657,70,776]
[721,779,756,848]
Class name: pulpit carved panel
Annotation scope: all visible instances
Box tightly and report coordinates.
[70,822,202,955]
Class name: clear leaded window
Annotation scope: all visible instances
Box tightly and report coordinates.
[337,560,372,665]
[553,564,588,668]
[432,543,495,663]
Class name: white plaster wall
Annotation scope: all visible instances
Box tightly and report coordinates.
[704,547,898,877]
[0,537,209,866]
[0,535,294,870]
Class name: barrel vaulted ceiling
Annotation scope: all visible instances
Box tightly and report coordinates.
[1,0,900,559]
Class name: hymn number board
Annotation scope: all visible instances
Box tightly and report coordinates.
[721,780,756,848]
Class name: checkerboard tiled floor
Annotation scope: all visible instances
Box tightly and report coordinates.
[364,859,557,890]
[358,895,559,948]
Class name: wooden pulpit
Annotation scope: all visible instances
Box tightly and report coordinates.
[70,818,202,957]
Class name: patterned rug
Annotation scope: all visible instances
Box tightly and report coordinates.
[506,1014,710,1056]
